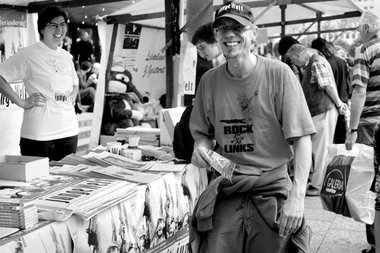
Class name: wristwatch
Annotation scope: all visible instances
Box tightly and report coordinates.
[350,129,358,133]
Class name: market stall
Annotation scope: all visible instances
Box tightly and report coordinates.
[0,155,208,253]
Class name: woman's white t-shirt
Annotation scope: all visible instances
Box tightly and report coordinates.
[0,42,79,141]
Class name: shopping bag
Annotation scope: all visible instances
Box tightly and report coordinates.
[320,144,376,224]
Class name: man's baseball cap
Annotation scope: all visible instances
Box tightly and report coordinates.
[213,1,254,28]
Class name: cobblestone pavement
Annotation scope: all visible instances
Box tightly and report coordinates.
[305,196,369,253]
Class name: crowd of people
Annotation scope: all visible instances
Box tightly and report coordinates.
[1,1,380,253]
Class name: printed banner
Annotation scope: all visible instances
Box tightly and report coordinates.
[0,81,26,110]
[0,9,27,28]
[0,8,28,155]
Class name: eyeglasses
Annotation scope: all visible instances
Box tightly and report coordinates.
[214,24,251,34]
[46,22,68,30]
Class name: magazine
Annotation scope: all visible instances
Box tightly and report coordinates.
[0,175,85,205]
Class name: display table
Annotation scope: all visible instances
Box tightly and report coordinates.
[0,164,208,253]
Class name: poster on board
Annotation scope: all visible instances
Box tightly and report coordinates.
[133,27,166,101]
[121,23,142,70]
[0,9,28,155]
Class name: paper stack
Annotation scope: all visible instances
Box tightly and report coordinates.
[115,126,160,146]
[0,202,38,229]
[34,177,138,220]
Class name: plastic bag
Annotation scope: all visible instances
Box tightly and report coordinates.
[321,144,375,224]
[208,151,236,181]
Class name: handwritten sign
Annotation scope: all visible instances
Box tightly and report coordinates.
[133,28,166,100]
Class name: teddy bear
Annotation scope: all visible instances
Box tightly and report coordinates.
[101,56,144,135]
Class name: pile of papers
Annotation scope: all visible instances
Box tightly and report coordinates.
[0,203,38,229]
[0,174,139,222]
[115,126,160,146]
[35,177,138,220]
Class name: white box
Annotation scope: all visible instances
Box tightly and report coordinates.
[0,155,49,182]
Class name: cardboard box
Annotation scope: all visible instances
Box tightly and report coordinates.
[0,155,49,182]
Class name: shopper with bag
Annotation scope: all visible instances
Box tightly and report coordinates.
[345,10,380,253]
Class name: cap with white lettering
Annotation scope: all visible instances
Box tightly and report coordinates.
[213,1,254,28]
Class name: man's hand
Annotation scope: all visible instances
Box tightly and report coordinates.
[337,103,348,115]
[278,196,304,237]
[23,92,46,109]
[345,131,357,150]
[191,146,213,169]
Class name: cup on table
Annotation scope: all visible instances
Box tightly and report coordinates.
[107,141,122,155]
[116,137,126,145]
[128,135,140,148]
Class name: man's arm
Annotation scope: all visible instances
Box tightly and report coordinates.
[313,61,346,112]
[345,85,366,150]
[279,135,312,237]
[191,138,215,169]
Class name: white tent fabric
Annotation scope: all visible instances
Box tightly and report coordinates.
[106,0,362,36]
[110,0,165,16]
[90,21,113,148]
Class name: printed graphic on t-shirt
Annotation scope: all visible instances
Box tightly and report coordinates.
[54,92,72,103]
[238,91,258,121]
[221,119,255,153]
[46,59,71,75]
[219,91,257,154]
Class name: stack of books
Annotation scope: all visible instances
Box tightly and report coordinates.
[0,202,38,229]
[115,126,160,146]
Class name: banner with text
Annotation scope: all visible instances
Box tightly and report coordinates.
[0,8,28,155]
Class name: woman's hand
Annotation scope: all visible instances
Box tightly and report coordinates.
[23,92,46,109]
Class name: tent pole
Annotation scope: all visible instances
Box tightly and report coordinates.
[280,5,286,37]
[317,12,322,38]
[165,0,174,108]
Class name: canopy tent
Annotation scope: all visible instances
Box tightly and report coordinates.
[3,0,363,37]
[105,0,363,37]
[0,0,364,150]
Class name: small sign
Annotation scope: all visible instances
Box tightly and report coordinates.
[182,43,197,95]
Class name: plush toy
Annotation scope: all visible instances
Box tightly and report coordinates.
[101,57,144,135]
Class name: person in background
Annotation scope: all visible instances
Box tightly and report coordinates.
[77,61,96,112]
[184,22,220,106]
[175,22,225,162]
[191,22,225,68]
[286,43,347,196]
[189,2,316,252]
[62,35,72,53]
[86,62,100,89]
[278,35,303,82]
[311,37,351,144]
[0,6,79,161]
[344,10,380,253]
[73,30,95,67]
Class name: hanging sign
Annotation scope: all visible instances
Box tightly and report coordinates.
[182,42,197,95]
[0,9,27,28]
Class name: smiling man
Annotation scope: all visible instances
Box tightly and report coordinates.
[188,1,316,253]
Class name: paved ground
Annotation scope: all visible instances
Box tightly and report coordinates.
[305,196,370,253]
